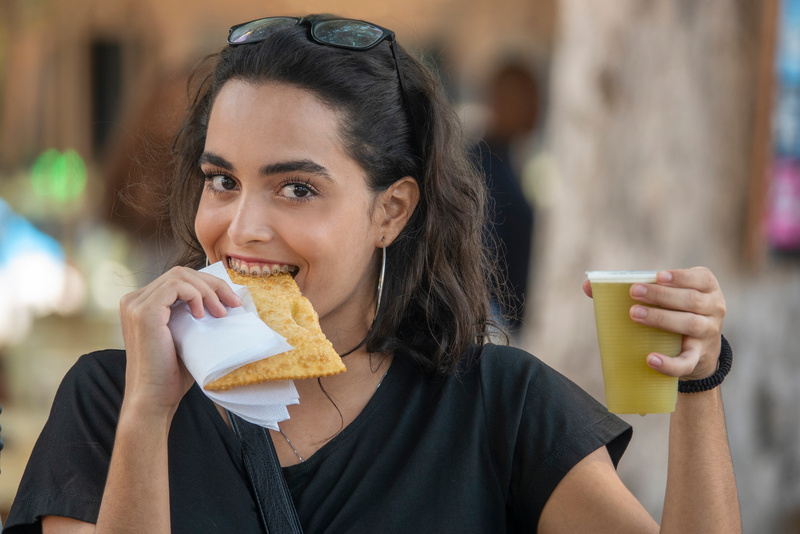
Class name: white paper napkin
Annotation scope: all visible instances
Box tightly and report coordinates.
[168,262,299,429]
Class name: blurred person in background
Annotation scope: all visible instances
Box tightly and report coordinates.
[4,14,740,534]
[474,62,540,330]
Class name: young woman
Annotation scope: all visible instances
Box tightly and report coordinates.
[5,15,740,533]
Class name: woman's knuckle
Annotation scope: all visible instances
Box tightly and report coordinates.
[168,265,192,279]
[686,315,704,337]
[120,290,143,312]
[163,277,183,290]
[704,268,718,287]
[686,291,702,310]
[716,298,727,318]
[128,304,147,324]
[648,284,663,302]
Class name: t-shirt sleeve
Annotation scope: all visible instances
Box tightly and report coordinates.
[4,350,126,532]
[480,345,632,530]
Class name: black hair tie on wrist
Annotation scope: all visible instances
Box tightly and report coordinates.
[678,335,733,393]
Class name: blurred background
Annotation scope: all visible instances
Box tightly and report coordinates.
[0,0,798,531]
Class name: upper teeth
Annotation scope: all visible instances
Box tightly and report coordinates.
[228,257,298,277]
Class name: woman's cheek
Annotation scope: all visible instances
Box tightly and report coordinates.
[194,203,220,250]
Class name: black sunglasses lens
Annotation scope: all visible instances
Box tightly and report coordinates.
[229,17,298,44]
[312,20,385,48]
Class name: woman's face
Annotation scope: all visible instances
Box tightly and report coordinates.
[195,80,383,345]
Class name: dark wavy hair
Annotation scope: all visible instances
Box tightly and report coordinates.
[168,15,506,374]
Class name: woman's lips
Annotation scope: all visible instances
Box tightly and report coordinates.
[227,256,299,277]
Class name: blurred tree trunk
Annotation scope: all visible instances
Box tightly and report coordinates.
[524,0,767,525]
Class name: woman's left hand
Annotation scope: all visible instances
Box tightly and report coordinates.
[583,267,726,380]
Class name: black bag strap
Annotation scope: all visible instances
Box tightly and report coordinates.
[228,412,304,534]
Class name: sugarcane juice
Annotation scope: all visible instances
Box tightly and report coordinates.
[588,272,681,414]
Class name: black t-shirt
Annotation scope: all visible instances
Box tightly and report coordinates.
[4,344,631,533]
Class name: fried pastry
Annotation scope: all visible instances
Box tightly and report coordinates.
[204,270,345,390]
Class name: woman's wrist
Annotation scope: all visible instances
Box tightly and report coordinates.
[678,335,733,394]
[119,396,177,433]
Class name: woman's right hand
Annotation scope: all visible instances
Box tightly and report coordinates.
[118,266,242,419]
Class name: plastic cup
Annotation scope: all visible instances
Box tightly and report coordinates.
[586,271,681,414]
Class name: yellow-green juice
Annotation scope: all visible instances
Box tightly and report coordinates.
[587,271,681,414]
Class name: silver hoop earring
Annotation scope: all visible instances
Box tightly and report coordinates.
[376,238,386,317]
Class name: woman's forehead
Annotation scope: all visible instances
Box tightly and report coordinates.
[206,82,341,157]
[209,80,336,129]
[204,80,368,183]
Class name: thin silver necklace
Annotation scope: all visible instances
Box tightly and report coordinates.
[279,427,304,463]
[279,368,389,463]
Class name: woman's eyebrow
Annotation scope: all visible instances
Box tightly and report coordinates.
[198,153,333,182]
[260,160,333,181]
[198,152,234,170]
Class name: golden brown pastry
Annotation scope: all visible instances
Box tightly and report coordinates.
[204,270,345,390]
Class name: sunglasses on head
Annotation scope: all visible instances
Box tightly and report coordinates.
[227,17,408,106]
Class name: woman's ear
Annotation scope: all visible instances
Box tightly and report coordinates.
[376,177,420,246]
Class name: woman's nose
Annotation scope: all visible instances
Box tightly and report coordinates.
[226,193,274,246]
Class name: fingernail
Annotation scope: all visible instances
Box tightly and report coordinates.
[631,284,647,297]
[647,354,663,367]
[657,271,673,283]
[631,305,648,319]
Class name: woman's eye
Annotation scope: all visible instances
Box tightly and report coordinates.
[280,182,316,200]
[206,174,237,192]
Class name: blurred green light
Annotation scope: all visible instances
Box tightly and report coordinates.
[31,148,59,197]
[30,148,87,202]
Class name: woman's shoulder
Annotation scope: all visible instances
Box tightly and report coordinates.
[465,343,610,416]
[56,349,127,408]
[464,342,552,382]
[66,348,126,382]
[470,341,632,461]
[73,348,127,369]
[441,343,555,413]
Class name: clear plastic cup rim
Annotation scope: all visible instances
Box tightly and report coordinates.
[586,270,659,283]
